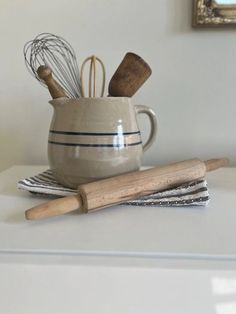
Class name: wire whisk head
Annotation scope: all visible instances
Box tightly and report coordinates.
[23,33,82,98]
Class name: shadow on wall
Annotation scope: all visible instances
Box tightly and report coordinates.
[166,0,193,34]
[0,131,27,171]
[0,130,47,172]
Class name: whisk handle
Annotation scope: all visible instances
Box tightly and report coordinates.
[37,66,67,99]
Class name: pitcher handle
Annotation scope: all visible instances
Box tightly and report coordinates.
[135,105,158,152]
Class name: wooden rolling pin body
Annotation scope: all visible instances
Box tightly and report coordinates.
[79,158,205,212]
[25,158,228,220]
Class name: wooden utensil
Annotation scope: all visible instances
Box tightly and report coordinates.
[80,55,106,97]
[25,158,228,220]
[37,65,67,99]
[108,52,152,97]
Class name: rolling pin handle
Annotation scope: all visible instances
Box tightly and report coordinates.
[25,195,83,220]
[205,158,229,172]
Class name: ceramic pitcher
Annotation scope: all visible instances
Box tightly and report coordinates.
[48,97,157,188]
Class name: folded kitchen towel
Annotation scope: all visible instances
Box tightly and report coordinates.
[17,169,210,206]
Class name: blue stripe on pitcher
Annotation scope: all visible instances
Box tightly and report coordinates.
[48,140,142,147]
[49,130,141,136]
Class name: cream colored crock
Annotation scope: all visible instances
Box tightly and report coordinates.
[48,97,157,188]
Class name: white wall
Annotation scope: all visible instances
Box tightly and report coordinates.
[0,0,235,171]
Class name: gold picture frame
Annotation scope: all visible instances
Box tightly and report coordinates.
[193,0,236,26]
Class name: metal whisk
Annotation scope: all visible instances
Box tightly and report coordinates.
[24,33,82,98]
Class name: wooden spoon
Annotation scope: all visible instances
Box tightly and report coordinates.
[108,52,152,97]
[37,65,67,99]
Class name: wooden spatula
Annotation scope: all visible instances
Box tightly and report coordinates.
[108,52,152,97]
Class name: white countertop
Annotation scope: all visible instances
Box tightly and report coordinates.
[1,166,236,314]
[0,165,236,262]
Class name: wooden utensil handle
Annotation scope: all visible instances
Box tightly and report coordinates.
[205,158,229,172]
[25,195,83,220]
[108,52,152,97]
[37,65,67,99]
[25,158,228,220]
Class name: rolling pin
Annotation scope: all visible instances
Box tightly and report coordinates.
[37,65,67,99]
[25,158,228,220]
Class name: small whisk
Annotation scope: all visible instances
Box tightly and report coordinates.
[80,55,106,97]
[24,33,82,98]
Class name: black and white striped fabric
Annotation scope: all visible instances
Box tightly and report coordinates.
[17,169,210,206]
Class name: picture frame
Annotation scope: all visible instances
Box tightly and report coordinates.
[193,0,236,26]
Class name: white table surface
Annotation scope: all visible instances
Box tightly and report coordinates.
[1,165,236,314]
[0,166,236,260]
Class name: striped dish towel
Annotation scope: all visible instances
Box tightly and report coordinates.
[17,169,210,206]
